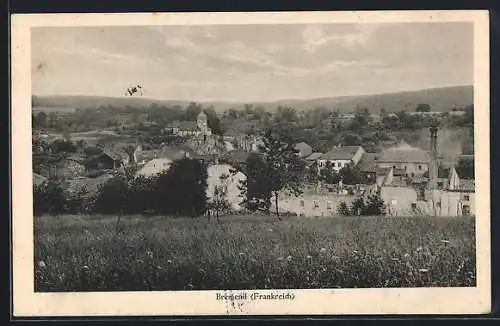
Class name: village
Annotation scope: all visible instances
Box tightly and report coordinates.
[33,107,475,218]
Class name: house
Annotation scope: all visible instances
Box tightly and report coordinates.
[164,112,212,138]
[82,151,127,171]
[271,185,359,217]
[294,142,313,158]
[381,127,475,217]
[136,158,173,178]
[356,153,384,184]
[377,142,429,177]
[136,145,197,165]
[318,146,365,171]
[206,164,247,212]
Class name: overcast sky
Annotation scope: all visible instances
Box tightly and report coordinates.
[31,23,473,102]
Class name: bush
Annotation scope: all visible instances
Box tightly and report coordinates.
[33,177,67,216]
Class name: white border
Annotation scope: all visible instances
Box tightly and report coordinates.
[11,11,491,316]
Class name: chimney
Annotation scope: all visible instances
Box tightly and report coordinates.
[428,124,439,189]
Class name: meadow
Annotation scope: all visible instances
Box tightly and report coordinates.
[34,214,476,292]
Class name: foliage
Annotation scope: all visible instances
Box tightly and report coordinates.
[34,214,477,291]
[339,165,362,185]
[207,173,232,221]
[319,162,340,185]
[33,175,68,216]
[238,153,271,213]
[154,158,208,217]
[337,194,386,216]
[455,157,475,179]
[258,126,307,219]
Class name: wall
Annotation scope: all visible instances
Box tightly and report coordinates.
[378,162,428,177]
[271,192,358,217]
[318,159,351,171]
[381,185,475,217]
[381,186,419,216]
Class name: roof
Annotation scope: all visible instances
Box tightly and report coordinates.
[83,151,124,165]
[379,147,429,164]
[294,142,313,157]
[306,152,324,161]
[357,153,382,172]
[322,146,362,161]
[176,121,200,131]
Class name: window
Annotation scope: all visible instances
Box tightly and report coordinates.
[418,165,422,170]
[404,165,407,170]
[437,181,444,188]
[393,165,396,169]
[462,205,471,216]
[411,203,417,210]
[313,200,319,209]
[463,195,470,201]
[327,201,332,210]
[300,200,305,207]
[436,202,441,208]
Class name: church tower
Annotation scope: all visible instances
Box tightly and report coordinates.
[197,111,212,136]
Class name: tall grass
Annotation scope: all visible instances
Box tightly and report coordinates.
[34,214,476,292]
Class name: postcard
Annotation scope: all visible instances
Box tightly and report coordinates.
[11,10,490,316]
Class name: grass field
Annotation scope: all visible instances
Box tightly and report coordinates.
[34,214,476,292]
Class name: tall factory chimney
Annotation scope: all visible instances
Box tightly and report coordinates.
[428,123,439,189]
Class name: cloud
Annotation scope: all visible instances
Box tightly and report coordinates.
[31,23,473,101]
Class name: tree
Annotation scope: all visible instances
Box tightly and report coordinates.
[337,201,351,216]
[155,158,208,217]
[339,165,362,185]
[455,157,474,179]
[306,161,320,184]
[319,162,340,184]
[35,112,48,129]
[207,173,232,222]
[415,103,431,113]
[258,126,306,220]
[185,102,202,121]
[350,197,366,216]
[239,153,272,213]
[33,175,67,216]
[204,106,224,135]
[363,194,386,215]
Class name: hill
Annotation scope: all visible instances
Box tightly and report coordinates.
[32,85,473,113]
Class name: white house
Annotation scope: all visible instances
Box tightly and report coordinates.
[206,164,246,212]
[317,146,365,171]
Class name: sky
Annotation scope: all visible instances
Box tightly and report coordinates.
[31,23,473,102]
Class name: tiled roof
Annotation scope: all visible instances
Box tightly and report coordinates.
[357,153,382,172]
[322,146,362,160]
[177,121,200,131]
[306,152,324,161]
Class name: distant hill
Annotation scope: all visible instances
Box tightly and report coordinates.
[32,85,473,113]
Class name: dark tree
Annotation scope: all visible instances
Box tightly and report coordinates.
[185,102,203,121]
[415,103,431,113]
[337,201,351,216]
[319,162,340,184]
[455,157,475,179]
[339,165,362,185]
[239,153,272,213]
[155,158,208,217]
